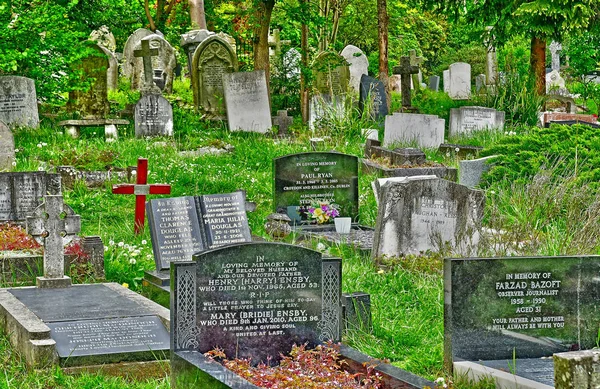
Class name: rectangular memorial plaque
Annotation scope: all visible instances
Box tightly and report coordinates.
[173,243,324,364]
[0,172,61,221]
[48,315,170,357]
[445,255,600,367]
[273,152,359,222]
[199,192,252,248]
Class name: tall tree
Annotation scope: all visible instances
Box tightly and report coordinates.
[253,0,276,81]
[428,0,600,94]
[189,0,207,29]
[377,0,389,109]
[143,0,177,32]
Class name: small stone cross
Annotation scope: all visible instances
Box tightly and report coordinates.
[27,195,81,288]
[134,40,159,88]
[268,29,291,57]
[392,56,420,108]
[409,50,423,91]
[112,158,171,234]
[272,110,293,136]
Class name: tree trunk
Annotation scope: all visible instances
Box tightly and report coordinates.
[253,0,276,83]
[189,0,207,29]
[300,0,309,123]
[530,36,546,95]
[377,0,390,110]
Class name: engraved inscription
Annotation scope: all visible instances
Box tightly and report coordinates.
[202,193,249,247]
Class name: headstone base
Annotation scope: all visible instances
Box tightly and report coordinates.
[36,276,71,288]
[294,224,374,252]
[454,360,554,389]
[142,270,170,309]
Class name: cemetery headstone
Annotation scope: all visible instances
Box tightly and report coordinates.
[68,43,109,118]
[0,121,15,171]
[384,113,445,149]
[112,158,171,234]
[446,255,600,387]
[358,75,388,122]
[448,106,505,136]
[443,70,450,93]
[268,28,291,57]
[448,62,471,100]
[99,45,118,91]
[313,51,350,96]
[428,75,440,92]
[0,172,61,221]
[408,50,424,92]
[123,28,156,78]
[392,56,419,108]
[484,26,498,85]
[340,45,369,93]
[0,76,39,129]
[372,177,484,258]
[273,152,359,223]
[180,29,215,75]
[475,74,486,93]
[146,191,252,271]
[272,110,293,136]
[550,41,562,71]
[308,94,348,130]
[546,69,567,94]
[191,35,238,117]
[131,34,176,94]
[458,156,497,189]
[26,195,80,288]
[171,242,340,364]
[223,70,272,133]
[89,25,117,52]
[135,94,174,137]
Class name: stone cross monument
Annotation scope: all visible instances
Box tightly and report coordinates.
[393,56,420,109]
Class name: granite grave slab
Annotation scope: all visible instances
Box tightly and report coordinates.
[0,76,39,129]
[449,106,505,136]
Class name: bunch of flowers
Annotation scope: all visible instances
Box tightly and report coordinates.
[308,201,339,224]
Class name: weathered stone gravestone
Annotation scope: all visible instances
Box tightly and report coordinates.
[0,76,39,129]
[68,44,109,118]
[268,28,291,57]
[135,94,173,137]
[89,25,117,52]
[0,172,61,222]
[274,152,359,223]
[26,195,80,288]
[448,62,471,100]
[180,29,215,74]
[458,155,497,189]
[372,177,484,258]
[443,70,450,93]
[389,75,402,92]
[392,55,420,109]
[384,113,445,149]
[358,75,388,122]
[340,45,369,93]
[449,106,505,136]
[223,70,272,133]
[550,41,562,72]
[428,75,440,92]
[98,45,118,91]
[446,255,600,388]
[0,121,15,171]
[475,74,486,93]
[191,35,238,117]
[272,110,293,136]
[546,69,567,94]
[122,28,156,78]
[130,34,176,94]
[170,242,343,386]
[313,51,350,96]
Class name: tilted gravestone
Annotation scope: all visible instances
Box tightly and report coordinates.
[0,121,15,171]
[384,113,445,149]
[0,76,39,129]
[135,94,173,137]
[0,172,61,221]
[449,106,505,136]
[274,152,359,223]
[372,177,484,258]
[68,44,109,118]
[98,45,118,91]
[448,62,471,100]
[131,34,176,94]
[359,75,388,122]
[313,51,350,96]
[191,35,238,117]
[340,45,369,93]
[26,195,80,288]
[446,255,600,388]
[223,70,272,133]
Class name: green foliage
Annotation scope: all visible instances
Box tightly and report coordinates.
[412,89,472,124]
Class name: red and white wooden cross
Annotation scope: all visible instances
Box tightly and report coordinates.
[112,158,171,234]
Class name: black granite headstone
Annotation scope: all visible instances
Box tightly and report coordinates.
[445,255,600,369]
[359,75,388,121]
[172,243,341,364]
[273,152,359,223]
[147,191,251,270]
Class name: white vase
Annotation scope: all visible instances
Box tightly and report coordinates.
[334,217,352,234]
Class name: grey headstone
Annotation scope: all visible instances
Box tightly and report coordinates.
[122,28,156,78]
[428,75,440,91]
[546,69,567,94]
[180,29,215,75]
[458,156,497,188]
[554,350,600,389]
[358,75,388,121]
[384,113,445,149]
[0,172,62,221]
[443,70,450,93]
[272,110,293,136]
[68,44,109,118]
[449,106,505,136]
[475,74,486,93]
[342,292,373,333]
[372,178,484,257]
[0,76,39,129]
[0,121,15,171]
[82,236,105,279]
[313,51,350,96]
[448,62,471,100]
[89,25,117,52]
[340,45,369,93]
[308,94,348,130]
[486,49,498,85]
[550,41,562,72]
[135,94,173,137]
[223,70,272,133]
[130,34,176,94]
[99,45,118,91]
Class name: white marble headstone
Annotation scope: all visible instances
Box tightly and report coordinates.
[340,45,369,93]
[448,62,471,100]
[449,106,505,136]
[384,113,445,149]
[223,70,272,133]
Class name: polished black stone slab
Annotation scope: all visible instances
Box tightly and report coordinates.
[479,358,554,387]
[274,152,359,222]
[359,75,388,121]
[199,192,252,248]
[48,315,169,357]
[9,284,152,322]
[445,255,600,370]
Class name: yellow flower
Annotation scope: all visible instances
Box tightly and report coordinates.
[122,283,129,289]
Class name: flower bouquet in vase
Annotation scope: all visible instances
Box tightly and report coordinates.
[306,201,340,224]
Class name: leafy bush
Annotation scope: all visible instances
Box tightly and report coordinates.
[0,224,41,251]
